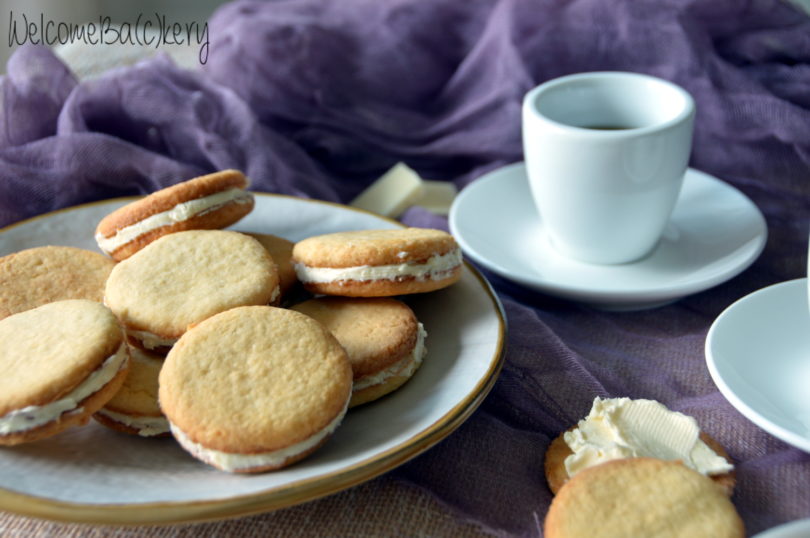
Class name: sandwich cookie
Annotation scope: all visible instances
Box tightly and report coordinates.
[0,300,129,445]
[291,297,426,407]
[544,458,745,538]
[0,246,115,320]
[94,346,169,437]
[95,169,254,261]
[544,397,736,496]
[244,233,298,303]
[104,230,279,353]
[159,306,352,472]
[292,228,462,297]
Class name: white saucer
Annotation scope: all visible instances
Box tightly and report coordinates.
[449,162,767,310]
[706,278,810,453]
[753,518,810,538]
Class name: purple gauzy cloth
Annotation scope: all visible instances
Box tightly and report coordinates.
[1,0,810,535]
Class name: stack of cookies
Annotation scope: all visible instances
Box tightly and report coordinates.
[290,227,461,407]
[0,169,464,475]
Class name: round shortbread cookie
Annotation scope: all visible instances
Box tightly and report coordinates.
[291,228,462,297]
[245,233,298,302]
[291,297,427,407]
[544,429,737,496]
[104,230,279,351]
[94,346,169,437]
[159,306,352,473]
[95,169,254,261]
[0,300,129,445]
[0,246,115,320]
[544,458,745,538]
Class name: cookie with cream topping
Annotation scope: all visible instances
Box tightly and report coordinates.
[0,300,129,445]
[159,306,352,472]
[544,397,736,496]
[291,297,427,407]
[95,169,254,261]
[292,228,462,297]
[104,230,279,353]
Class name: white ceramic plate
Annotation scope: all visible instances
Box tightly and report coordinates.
[0,194,506,524]
[706,278,810,453]
[753,518,810,538]
[449,162,767,310]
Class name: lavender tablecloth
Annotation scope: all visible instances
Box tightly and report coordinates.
[1,0,809,535]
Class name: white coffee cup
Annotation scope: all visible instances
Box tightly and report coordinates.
[522,72,695,264]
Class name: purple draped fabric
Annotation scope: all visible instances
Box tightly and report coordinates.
[1,0,809,535]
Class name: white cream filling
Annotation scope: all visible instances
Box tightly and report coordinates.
[268,285,281,305]
[127,286,280,350]
[95,188,253,254]
[128,330,178,350]
[564,397,734,478]
[294,248,462,284]
[170,399,349,472]
[354,322,427,391]
[96,408,169,437]
[0,343,129,435]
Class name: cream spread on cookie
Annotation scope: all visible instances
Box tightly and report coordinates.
[128,329,178,350]
[0,343,128,435]
[95,188,253,254]
[96,408,169,437]
[564,397,734,478]
[170,400,348,472]
[354,322,427,391]
[294,248,462,283]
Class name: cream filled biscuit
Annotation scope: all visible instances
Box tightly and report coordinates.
[0,246,115,320]
[0,300,129,446]
[159,306,352,473]
[544,458,745,538]
[544,397,736,496]
[244,233,298,303]
[94,346,169,437]
[292,228,462,297]
[95,169,254,261]
[291,297,427,407]
[104,230,279,352]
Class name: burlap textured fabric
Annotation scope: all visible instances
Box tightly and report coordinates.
[0,477,488,537]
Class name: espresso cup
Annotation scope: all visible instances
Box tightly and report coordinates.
[522,72,695,264]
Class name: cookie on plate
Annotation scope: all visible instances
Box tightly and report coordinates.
[94,346,169,437]
[544,458,745,538]
[0,300,129,445]
[159,306,352,472]
[244,233,298,302]
[291,297,427,407]
[104,230,279,352]
[0,246,115,320]
[292,228,462,297]
[95,169,254,261]
[544,397,736,496]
